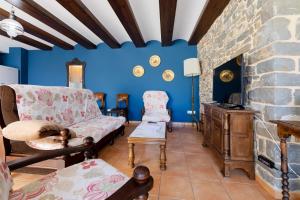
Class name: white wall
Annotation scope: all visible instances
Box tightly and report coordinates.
[0,65,18,84]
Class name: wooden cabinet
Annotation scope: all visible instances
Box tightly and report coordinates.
[202,103,255,179]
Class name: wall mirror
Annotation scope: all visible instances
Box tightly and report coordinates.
[66,58,86,89]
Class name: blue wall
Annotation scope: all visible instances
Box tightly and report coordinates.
[21,40,198,122]
[0,48,28,84]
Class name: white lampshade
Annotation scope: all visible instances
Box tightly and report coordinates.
[183,58,200,77]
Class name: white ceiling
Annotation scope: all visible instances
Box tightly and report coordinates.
[0,0,207,53]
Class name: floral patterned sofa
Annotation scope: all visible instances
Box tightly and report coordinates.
[0,141,153,200]
[141,91,172,132]
[0,84,125,167]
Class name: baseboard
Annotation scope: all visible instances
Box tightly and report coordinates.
[256,175,300,199]
[129,121,195,127]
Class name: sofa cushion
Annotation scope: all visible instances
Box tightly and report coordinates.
[25,116,126,150]
[142,112,170,122]
[9,159,129,200]
[0,158,13,200]
[2,120,76,141]
[9,84,101,127]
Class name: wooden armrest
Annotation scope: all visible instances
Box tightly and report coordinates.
[7,137,94,171]
[108,166,153,200]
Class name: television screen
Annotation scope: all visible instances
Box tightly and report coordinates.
[213,55,244,105]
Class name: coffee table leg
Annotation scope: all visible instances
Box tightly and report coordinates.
[160,144,166,170]
[128,143,135,168]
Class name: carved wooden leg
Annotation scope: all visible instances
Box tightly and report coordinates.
[128,143,135,168]
[133,166,151,200]
[134,193,149,200]
[160,144,166,170]
[223,163,230,177]
[83,137,96,160]
[280,137,290,200]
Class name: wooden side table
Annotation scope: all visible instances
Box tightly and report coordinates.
[128,122,167,170]
[271,120,300,200]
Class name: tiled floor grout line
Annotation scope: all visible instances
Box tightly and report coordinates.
[183,144,197,200]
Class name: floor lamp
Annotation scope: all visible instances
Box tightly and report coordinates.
[184,58,200,129]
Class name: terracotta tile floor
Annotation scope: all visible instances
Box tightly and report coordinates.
[12,124,274,200]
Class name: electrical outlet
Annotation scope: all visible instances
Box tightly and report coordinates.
[187,110,196,115]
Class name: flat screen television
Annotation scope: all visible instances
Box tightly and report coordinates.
[213,54,245,106]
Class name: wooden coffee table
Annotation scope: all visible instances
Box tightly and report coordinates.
[128,122,167,170]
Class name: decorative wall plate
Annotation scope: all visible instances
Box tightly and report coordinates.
[149,55,161,67]
[133,65,144,77]
[220,70,234,82]
[162,69,175,82]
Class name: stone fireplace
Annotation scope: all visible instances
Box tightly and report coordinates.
[198,0,300,198]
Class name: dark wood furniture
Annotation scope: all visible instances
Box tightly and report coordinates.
[0,85,124,168]
[110,93,129,123]
[94,92,106,114]
[202,103,255,179]
[7,138,153,200]
[271,121,300,200]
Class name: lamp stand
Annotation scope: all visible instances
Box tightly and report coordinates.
[191,75,199,130]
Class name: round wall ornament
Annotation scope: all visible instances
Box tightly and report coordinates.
[149,55,161,67]
[162,69,175,82]
[133,65,144,77]
[220,69,234,82]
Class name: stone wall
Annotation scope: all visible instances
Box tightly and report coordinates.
[198,0,300,196]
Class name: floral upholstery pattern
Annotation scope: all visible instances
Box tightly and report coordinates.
[142,91,170,122]
[143,91,169,113]
[0,158,13,200]
[26,116,125,150]
[142,112,170,122]
[9,84,125,150]
[10,84,102,127]
[9,159,129,200]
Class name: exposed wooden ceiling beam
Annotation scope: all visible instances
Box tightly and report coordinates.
[188,0,230,45]
[108,0,145,47]
[0,30,52,50]
[57,0,120,48]
[5,0,96,49]
[159,0,177,46]
[0,8,73,50]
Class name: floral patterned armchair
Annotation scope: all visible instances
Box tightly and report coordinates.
[0,139,153,200]
[141,91,172,132]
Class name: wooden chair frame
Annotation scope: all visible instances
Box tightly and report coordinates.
[7,137,153,200]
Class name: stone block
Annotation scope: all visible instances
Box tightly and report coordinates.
[248,45,273,65]
[261,73,300,87]
[265,139,281,163]
[294,90,300,105]
[255,120,279,140]
[256,163,281,189]
[288,143,300,163]
[289,164,300,178]
[296,18,300,40]
[272,42,300,56]
[264,106,300,121]
[248,88,292,105]
[254,17,291,49]
[256,58,295,74]
[258,137,265,154]
[273,0,300,15]
[290,178,300,192]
